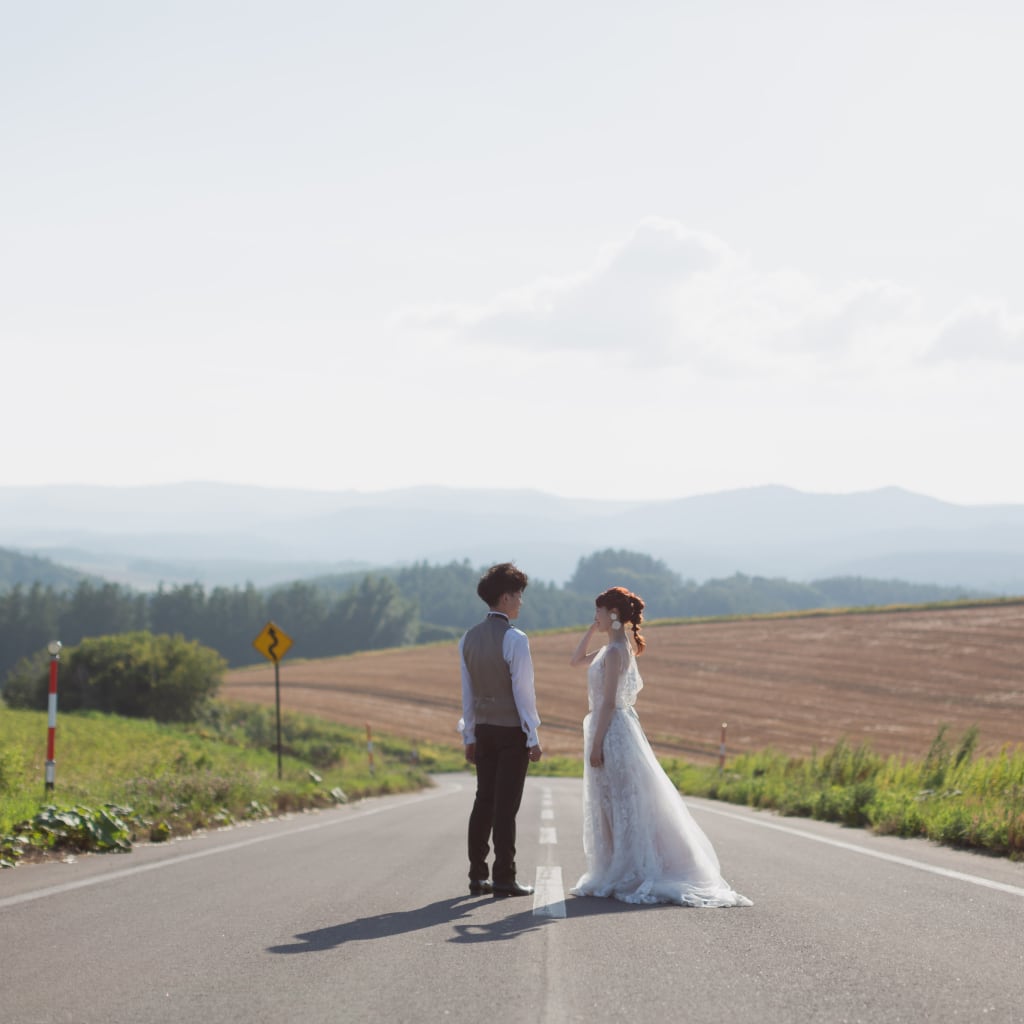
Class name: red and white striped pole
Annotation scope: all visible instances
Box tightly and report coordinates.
[718,722,727,773]
[45,641,62,793]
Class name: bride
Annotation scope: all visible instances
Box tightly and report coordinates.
[568,586,752,908]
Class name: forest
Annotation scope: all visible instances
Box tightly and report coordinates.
[0,549,979,686]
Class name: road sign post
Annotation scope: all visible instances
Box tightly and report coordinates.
[252,622,294,780]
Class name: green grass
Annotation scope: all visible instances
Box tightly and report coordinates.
[661,726,1024,860]
[0,701,462,866]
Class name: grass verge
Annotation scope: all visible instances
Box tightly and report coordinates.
[0,701,462,867]
[661,726,1024,860]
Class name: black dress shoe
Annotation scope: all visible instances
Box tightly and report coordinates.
[491,880,534,897]
[469,879,493,895]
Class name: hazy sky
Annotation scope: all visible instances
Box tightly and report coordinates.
[3,2,1022,504]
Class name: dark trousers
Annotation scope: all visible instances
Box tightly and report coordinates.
[467,724,530,885]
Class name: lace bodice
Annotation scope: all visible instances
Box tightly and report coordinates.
[586,640,643,711]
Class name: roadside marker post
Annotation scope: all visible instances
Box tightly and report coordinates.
[44,641,61,793]
[718,722,727,773]
[252,622,294,780]
[366,724,375,776]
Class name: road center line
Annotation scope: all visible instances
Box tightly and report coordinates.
[693,801,1024,898]
[533,865,567,918]
[534,787,566,917]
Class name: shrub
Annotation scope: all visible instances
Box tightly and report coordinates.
[2,632,226,723]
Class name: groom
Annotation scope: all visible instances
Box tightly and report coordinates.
[459,562,543,896]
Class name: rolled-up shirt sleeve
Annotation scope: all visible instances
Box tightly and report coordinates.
[457,633,475,745]
[505,627,541,748]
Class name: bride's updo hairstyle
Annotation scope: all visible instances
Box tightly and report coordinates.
[596,586,646,655]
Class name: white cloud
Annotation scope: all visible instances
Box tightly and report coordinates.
[405,219,1024,378]
[925,303,1024,363]
[403,220,731,364]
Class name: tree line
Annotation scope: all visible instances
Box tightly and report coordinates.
[0,549,978,687]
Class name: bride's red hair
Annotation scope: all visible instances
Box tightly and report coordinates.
[595,586,646,654]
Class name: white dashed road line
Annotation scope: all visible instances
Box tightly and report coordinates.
[534,787,567,918]
[533,865,567,918]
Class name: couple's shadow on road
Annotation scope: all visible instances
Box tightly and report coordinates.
[268,893,639,953]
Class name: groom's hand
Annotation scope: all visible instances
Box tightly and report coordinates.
[528,744,543,763]
[464,743,476,765]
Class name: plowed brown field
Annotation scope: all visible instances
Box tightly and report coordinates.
[222,602,1024,765]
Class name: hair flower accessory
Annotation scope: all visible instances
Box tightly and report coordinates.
[610,611,622,630]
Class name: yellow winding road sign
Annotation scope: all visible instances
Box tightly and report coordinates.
[253,621,293,663]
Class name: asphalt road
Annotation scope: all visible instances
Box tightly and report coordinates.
[3,774,1023,1024]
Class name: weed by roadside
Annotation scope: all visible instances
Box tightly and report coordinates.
[662,725,1024,860]
[0,701,463,867]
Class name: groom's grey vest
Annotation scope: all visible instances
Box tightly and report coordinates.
[462,614,521,729]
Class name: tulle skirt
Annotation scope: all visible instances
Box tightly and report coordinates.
[571,708,752,908]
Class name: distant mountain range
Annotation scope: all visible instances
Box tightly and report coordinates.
[2,482,1024,593]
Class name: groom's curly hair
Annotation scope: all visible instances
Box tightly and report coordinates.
[596,586,646,654]
[477,562,529,607]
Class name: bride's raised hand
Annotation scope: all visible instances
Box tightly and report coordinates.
[570,620,602,667]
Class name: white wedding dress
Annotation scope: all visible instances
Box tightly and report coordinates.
[571,640,753,908]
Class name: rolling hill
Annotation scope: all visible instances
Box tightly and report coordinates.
[0,546,92,591]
